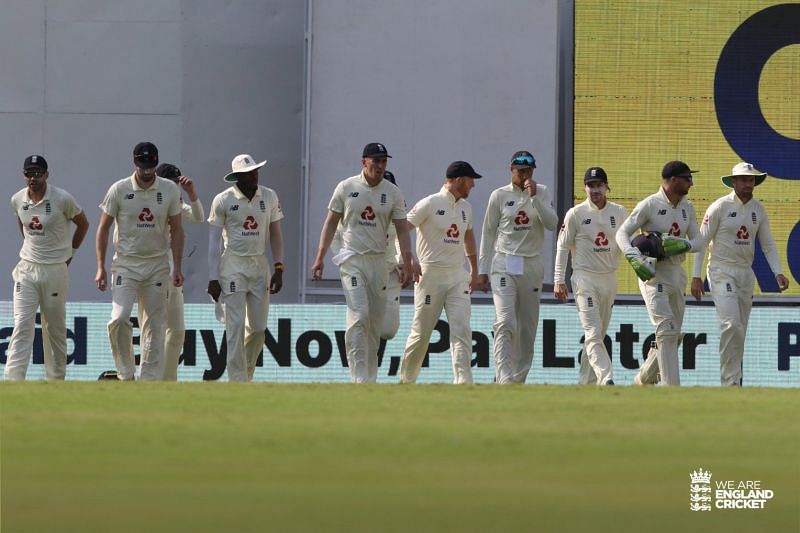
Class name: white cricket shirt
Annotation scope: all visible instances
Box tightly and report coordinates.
[328,173,406,255]
[12,184,82,264]
[99,175,182,261]
[554,198,628,284]
[692,191,782,277]
[478,183,558,274]
[208,184,283,256]
[407,187,472,268]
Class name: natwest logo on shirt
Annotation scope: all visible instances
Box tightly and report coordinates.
[737,225,749,240]
[515,210,529,225]
[668,222,681,236]
[243,216,258,230]
[138,208,154,222]
[446,224,460,239]
[28,216,44,231]
[594,232,609,246]
[360,206,376,221]
[136,207,156,228]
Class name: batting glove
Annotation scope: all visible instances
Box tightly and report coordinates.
[624,248,656,281]
[662,236,692,257]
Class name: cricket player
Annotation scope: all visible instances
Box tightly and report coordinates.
[690,162,790,386]
[96,142,185,381]
[154,163,205,381]
[616,160,702,386]
[329,171,405,341]
[399,161,482,384]
[554,167,627,386]
[311,142,419,384]
[207,154,284,382]
[4,155,90,380]
[478,150,558,384]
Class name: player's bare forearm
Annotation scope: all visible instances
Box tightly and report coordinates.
[168,214,185,276]
[71,211,90,250]
[269,221,284,264]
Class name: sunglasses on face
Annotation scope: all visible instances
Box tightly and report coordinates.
[512,155,536,167]
[24,170,46,178]
[675,174,693,182]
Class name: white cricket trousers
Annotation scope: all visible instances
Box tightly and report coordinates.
[4,260,69,380]
[108,261,169,381]
[382,267,402,340]
[708,264,755,386]
[491,254,544,384]
[399,265,473,384]
[220,253,270,382]
[162,284,186,381]
[573,270,615,385]
[339,254,388,383]
[636,264,686,386]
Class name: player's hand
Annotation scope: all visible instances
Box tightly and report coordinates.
[400,258,421,286]
[396,265,412,289]
[476,274,490,293]
[554,282,569,303]
[95,267,108,291]
[468,273,480,294]
[776,273,790,292]
[624,248,656,281]
[207,280,222,302]
[524,177,537,197]
[177,176,197,200]
[690,277,705,301]
[662,236,691,257]
[173,270,184,288]
[270,270,283,294]
[310,259,324,281]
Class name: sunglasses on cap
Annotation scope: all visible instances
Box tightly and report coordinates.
[24,169,46,178]
[511,155,536,167]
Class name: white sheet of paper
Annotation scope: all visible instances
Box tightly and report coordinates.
[332,249,357,266]
[505,254,524,276]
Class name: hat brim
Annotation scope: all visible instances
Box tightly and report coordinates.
[224,160,266,182]
[721,173,766,188]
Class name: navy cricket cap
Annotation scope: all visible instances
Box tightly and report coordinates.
[133,142,159,169]
[661,160,698,180]
[156,163,181,181]
[363,142,392,158]
[24,155,48,170]
[446,161,482,180]
[584,167,608,184]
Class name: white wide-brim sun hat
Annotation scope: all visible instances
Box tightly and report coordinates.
[721,162,766,188]
[224,154,266,182]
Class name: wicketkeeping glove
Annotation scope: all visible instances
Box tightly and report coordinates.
[624,248,656,281]
[662,236,692,257]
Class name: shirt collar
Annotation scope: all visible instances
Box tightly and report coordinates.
[439,186,459,205]
[130,173,160,192]
[232,184,262,201]
[584,197,606,212]
[25,184,51,205]
[657,186,681,207]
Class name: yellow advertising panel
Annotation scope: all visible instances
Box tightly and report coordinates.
[574,1,799,295]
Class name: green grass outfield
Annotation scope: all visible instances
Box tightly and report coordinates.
[1,383,798,533]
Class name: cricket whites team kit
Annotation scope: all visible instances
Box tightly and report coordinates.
[208,183,283,382]
[163,198,205,381]
[479,183,558,384]
[693,190,782,386]
[100,175,182,381]
[555,198,628,386]
[616,187,702,386]
[5,185,83,380]
[399,187,475,384]
[328,172,407,383]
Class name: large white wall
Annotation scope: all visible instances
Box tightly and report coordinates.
[1,0,567,304]
[0,0,305,303]
[305,0,563,294]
